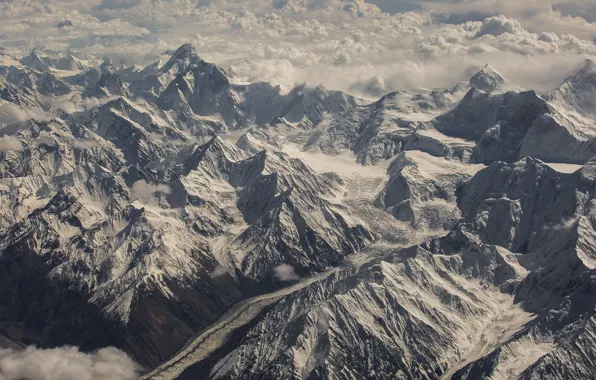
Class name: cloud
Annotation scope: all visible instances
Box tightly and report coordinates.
[51,99,80,115]
[349,75,387,97]
[421,1,596,40]
[210,265,232,278]
[433,11,496,25]
[315,305,333,330]
[365,0,422,14]
[0,104,51,125]
[131,180,170,200]
[0,346,140,380]
[51,95,121,115]
[0,135,24,152]
[0,1,148,54]
[553,2,596,23]
[73,139,102,149]
[37,135,56,148]
[98,0,143,10]
[476,15,523,37]
[160,8,592,96]
[546,217,579,232]
[274,264,300,281]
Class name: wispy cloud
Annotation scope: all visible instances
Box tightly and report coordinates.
[73,138,102,149]
[0,135,24,152]
[274,264,300,282]
[210,265,233,278]
[0,104,51,125]
[131,180,171,200]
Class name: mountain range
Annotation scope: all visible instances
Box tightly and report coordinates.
[0,44,595,379]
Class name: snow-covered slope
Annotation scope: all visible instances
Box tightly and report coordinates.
[153,156,595,380]
[0,44,595,380]
[374,150,484,229]
[299,89,463,165]
[546,59,596,118]
[468,64,514,93]
[0,47,376,367]
[434,88,596,164]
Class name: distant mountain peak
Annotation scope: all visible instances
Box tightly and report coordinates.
[82,69,127,99]
[20,48,51,70]
[160,43,201,74]
[469,64,508,93]
[28,48,45,57]
[545,58,596,116]
[574,58,596,78]
[99,57,116,73]
[173,43,198,57]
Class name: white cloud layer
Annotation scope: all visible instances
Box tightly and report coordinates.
[0,346,140,380]
[0,1,594,96]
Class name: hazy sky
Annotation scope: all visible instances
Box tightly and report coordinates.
[1,0,595,96]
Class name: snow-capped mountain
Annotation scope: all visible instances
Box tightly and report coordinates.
[20,48,88,72]
[546,59,596,118]
[468,64,510,93]
[0,44,595,380]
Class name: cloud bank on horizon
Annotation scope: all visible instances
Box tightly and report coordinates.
[0,0,595,97]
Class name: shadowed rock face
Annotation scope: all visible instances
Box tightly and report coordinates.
[0,45,596,379]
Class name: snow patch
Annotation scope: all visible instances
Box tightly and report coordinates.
[544,162,583,174]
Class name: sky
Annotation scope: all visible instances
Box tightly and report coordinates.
[0,0,595,97]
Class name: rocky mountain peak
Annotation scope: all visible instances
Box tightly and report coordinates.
[160,43,201,74]
[547,58,596,117]
[99,57,116,73]
[20,48,51,71]
[469,64,508,93]
[578,58,596,75]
